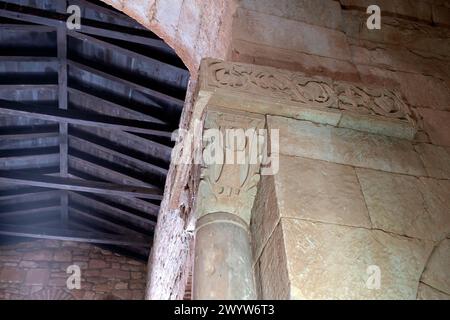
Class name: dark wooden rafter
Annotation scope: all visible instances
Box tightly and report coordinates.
[58,23,69,226]
[0,0,189,259]
[0,171,163,200]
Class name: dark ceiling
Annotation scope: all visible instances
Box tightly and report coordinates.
[0,0,189,260]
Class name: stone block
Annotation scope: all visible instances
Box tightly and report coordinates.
[275,156,371,228]
[239,0,343,30]
[23,250,52,261]
[415,143,450,179]
[421,239,450,295]
[259,223,290,299]
[24,269,50,286]
[53,250,72,262]
[233,8,351,60]
[357,168,450,241]
[415,109,450,147]
[0,267,25,284]
[282,218,433,299]
[417,283,450,300]
[250,175,280,263]
[88,259,109,269]
[267,116,426,176]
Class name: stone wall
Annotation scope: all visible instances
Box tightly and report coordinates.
[0,240,146,300]
[97,0,450,299]
[231,0,450,149]
[252,115,450,299]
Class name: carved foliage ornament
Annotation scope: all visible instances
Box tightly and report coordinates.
[197,110,265,225]
[206,60,413,121]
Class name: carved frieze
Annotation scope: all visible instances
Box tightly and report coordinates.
[203,59,414,123]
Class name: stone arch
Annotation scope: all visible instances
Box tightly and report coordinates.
[100,0,236,76]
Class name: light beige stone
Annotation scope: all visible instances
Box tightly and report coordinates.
[250,175,280,264]
[357,169,450,241]
[415,109,450,147]
[233,8,351,60]
[240,0,343,30]
[259,223,290,300]
[268,116,426,176]
[421,239,450,294]
[275,156,371,228]
[415,143,450,179]
[417,283,450,300]
[282,218,434,299]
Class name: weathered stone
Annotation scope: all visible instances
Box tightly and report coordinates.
[417,283,450,300]
[340,0,433,22]
[415,143,450,179]
[276,156,371,228]
[23,250,52,261]
[239,0,343,30]
[233,9,351,60]
[421,239,450,295]
[232,39,360,82]
[101,269,130,280]
[194,212,256,300]
[0,268,25,284]
[415,109,450,147]
[114,282,128,290]
[53,250,72,262]
[282,218,434,299]
[259,223,290,299]
[24,269,50,286]
[268,116,426,176]
[88,259,109,269]
[357,169,450,241]
[250,175,280,264]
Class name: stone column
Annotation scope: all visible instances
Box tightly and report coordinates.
[192,108,265,300]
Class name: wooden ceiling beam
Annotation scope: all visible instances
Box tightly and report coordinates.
[0,99,173,137]
[0,223,151,246]
[0,171,163,200]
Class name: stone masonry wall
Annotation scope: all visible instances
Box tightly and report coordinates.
[231,0,450,148]
[0,240,147,300]
[98,0,450,299]
[251,115,450,299]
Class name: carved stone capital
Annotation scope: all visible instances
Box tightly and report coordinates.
[196,108,266,226]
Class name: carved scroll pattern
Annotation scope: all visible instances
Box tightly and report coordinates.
[207,60,412,121]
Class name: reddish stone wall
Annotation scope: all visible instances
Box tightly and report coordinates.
[0,240,146,300]
[231,0,450,148]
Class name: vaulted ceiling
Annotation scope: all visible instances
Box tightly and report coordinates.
[0,0,189,260]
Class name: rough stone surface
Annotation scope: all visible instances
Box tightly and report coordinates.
[415,143,450,179]
[250,175,280,264]
[233,8,351,61]
[421,239,450,295]
[282,218,434,299]
[357,169,450,241]
[415,109,450,147]
[268,116,426,176]
[275,156,371,228]
[258,223,290,300]
[0,240,146,300]
[417,283,450,300]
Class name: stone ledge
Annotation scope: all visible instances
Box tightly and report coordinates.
[267,116,426,176]
[197,58,417,140]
